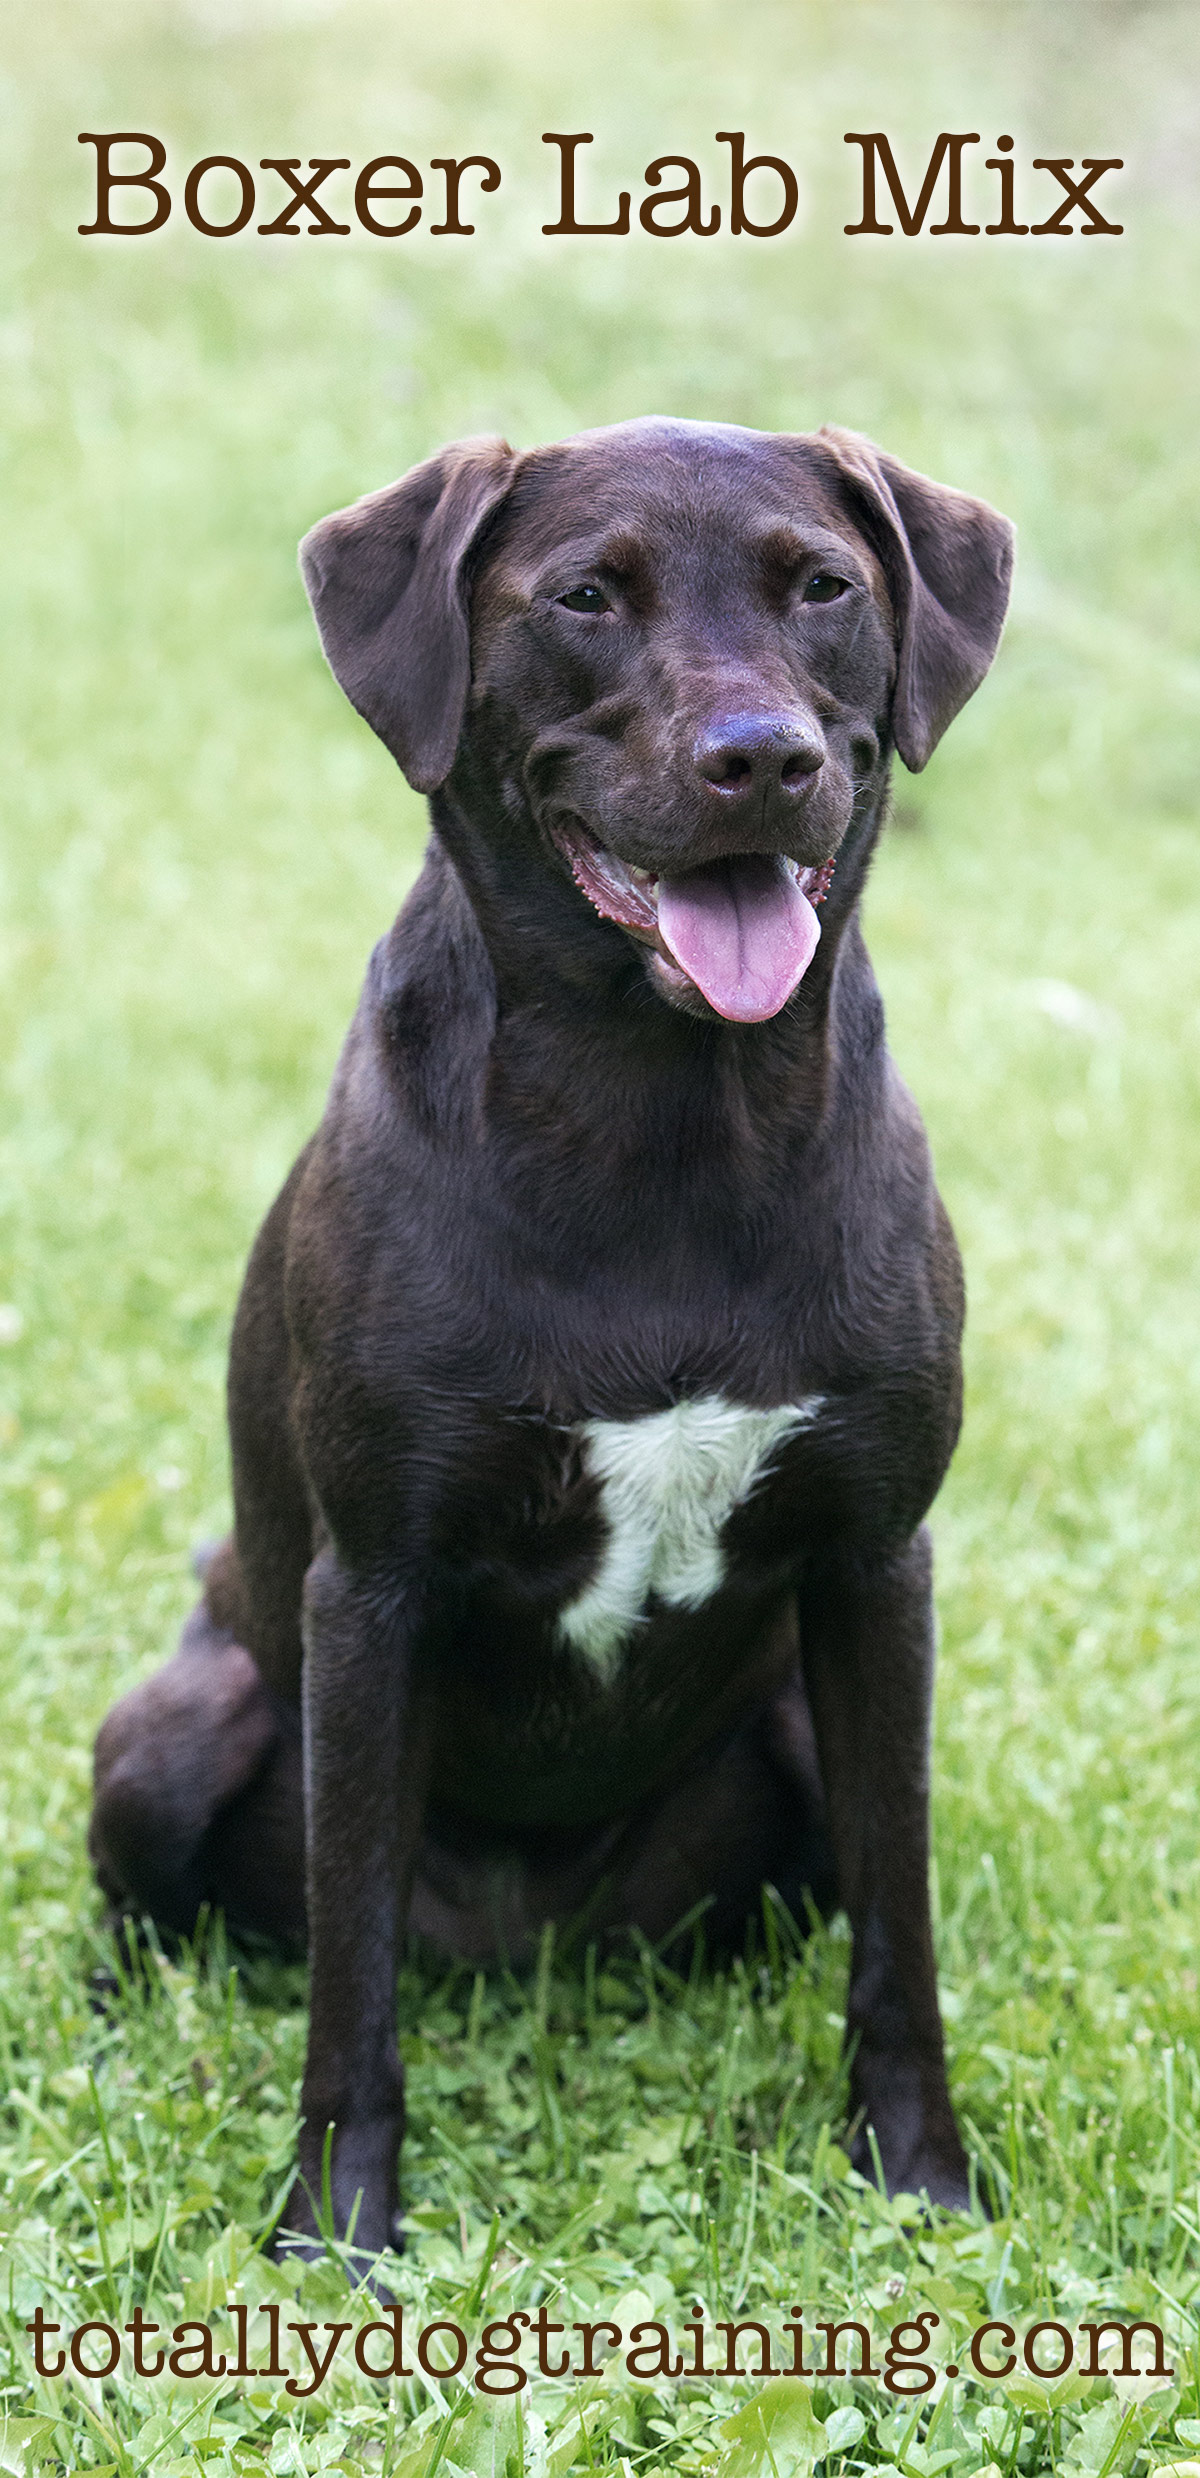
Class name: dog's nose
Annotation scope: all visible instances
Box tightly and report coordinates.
[693,711,825,798]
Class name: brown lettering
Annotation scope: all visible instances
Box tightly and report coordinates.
[844,131,980,235]
[1023,2321,1073,2378]
[25,2310,66,2378]
[715,2320,779,2377]
[183,156,255,237]
[528,2307,571,2378]
[70,2322,121,2379]
[286,2321,351,2397]
[1077,2321,1171,2379]
[78,131,170,234]
[257,2300,285,2377]
[883,2314,939,2396]
[429,155,501,235]
[680,2308,711,2376]
[985,135,1028,234]
[355,157,422,237]
[417,2319,468,2377]
[571,2319,622,2375]
[969,2320,1016,2379]
[354,2306,413,2378]
[1030,158,1123,235]
[815,2319,878,2378]
[781,2311,815,2376]
[257,158,351,236]
[716,131,798,237]
[474,2314,530,2394]
[125,2307,166,2378]
[169,2321,227,2379]
[542,134,630,234]
[640,156,718,237]
[625,2319,684,2377]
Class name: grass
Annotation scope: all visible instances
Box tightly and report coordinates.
[3,0,1200,2467]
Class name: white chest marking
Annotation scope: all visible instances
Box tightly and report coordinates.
[557,1392,824,1684]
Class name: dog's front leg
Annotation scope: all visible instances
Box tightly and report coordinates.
[798,1525,970,2210]
[280,1547,430,2264]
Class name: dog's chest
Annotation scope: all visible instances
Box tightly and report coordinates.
[556,1393,822,1683]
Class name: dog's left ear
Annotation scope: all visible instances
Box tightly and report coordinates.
[815,427,1015,773]
[300,437,518,794]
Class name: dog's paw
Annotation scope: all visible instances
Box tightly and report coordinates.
[850,2124,976,2217]
[271,2170,405,2301]
[270,2224,401,2304]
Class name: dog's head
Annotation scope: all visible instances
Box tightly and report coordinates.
[301,419,1013,1024]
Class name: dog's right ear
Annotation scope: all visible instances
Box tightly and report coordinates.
[299,438,517,795]
[815,427,1014,773]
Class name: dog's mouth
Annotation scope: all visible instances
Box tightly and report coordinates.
[549,820,835,1023]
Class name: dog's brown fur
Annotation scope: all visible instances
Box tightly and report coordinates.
[91,418,1013,2260]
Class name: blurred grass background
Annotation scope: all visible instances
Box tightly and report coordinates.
[3,0,1200,2468]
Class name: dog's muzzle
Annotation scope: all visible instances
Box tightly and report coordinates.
[550,819,835,1022]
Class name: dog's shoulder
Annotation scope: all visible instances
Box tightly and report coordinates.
[368,835,497,1112]
[307,836,496,1177]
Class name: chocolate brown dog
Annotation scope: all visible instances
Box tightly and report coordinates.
[90,417,1013,2259]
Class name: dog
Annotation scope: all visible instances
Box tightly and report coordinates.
[90,416,1013,2260]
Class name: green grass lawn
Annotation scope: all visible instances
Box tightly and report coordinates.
[3,0,1200,2469]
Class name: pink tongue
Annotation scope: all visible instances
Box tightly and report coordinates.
[656,854,821,1022]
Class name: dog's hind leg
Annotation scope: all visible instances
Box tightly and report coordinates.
[90,1546,305,1944]
[572,1612,838,1959]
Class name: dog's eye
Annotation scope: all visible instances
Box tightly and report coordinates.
[803,572,849,604]
[557,584,611,614]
